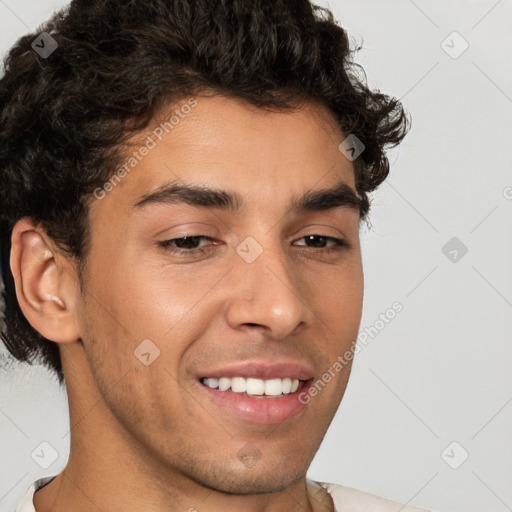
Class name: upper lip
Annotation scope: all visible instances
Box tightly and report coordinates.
[198,361,314,381]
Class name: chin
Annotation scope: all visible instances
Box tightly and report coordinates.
[188,458,306,495]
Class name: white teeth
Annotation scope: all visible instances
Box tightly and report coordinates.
[231,377,246,393]
[202,377,302,396]
[264,378,283,396]
[218,377,231,391]
[206,377,219,389]
[246,377,265,395]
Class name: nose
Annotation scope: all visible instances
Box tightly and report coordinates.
[224,240,315,340]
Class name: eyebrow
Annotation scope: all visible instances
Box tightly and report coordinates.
[133,180,364,216]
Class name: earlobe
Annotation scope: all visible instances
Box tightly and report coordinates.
[10,218,80,344]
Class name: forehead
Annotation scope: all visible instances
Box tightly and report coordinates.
[91,95,357,217]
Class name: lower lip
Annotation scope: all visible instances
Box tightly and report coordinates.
[198,380,312,425]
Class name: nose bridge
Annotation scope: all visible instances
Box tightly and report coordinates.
[225,234,312,337]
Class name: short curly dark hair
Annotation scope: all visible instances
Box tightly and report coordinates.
[0,0,410,386]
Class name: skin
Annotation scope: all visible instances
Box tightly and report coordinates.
[11,95,364,512]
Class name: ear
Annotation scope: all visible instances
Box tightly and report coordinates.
[10,217,81,343]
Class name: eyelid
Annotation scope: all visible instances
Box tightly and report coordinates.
[152,222,219,239]
[157,234,349,257]
[291,223,347,240]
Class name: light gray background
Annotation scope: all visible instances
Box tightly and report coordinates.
[1,1,511,511]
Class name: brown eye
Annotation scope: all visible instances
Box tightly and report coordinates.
[294,235,347,252]
[158,236,216,255]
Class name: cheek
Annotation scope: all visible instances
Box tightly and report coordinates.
[309,260,363,331]
[85,252,199,340]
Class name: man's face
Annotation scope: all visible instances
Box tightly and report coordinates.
[73,95,364,493]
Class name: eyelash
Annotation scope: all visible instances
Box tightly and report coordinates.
[157,235,348,256]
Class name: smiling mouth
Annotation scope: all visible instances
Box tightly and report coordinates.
[197,375,314,425]
[200,376,312,398]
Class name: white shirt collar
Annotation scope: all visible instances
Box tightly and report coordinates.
[14,475,58,512]
[14,475,431,512]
